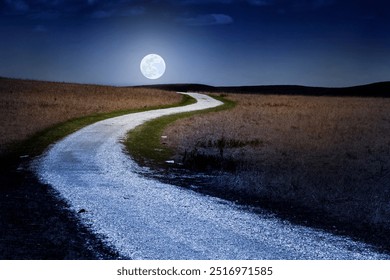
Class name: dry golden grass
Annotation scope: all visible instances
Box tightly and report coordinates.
[164,93,390,228]
[0,78,180,153]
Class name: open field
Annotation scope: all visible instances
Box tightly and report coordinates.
[2,77,390,256]
[163,93,390,235]
[0,78,181,155]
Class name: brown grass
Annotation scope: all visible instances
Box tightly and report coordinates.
[0,78,180,154]
[164,93,390,229]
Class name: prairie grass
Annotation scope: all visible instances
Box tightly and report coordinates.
[0,78,180,155]
[125,95,234,166]
[163,93,390,230]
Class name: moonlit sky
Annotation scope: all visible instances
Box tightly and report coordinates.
[0,0,389,87]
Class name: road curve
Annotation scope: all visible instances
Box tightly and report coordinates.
[36,92,388,260]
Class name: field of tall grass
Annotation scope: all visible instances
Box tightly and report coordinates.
[163,93,390,232]
[0,78,180,155]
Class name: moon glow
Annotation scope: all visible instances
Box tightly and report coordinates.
[140,54,166,80]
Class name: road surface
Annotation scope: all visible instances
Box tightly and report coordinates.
[35,92,388,259]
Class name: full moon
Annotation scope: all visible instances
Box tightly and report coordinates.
[140,54,166,80]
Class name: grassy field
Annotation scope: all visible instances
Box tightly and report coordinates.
[163,93,390,235]
[2,77,390,255]
[0,77,181,156]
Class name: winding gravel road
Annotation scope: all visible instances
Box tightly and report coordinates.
[36,92,388,260]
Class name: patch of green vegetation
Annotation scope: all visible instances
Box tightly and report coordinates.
[125,94,236,167]
[1,94,196,168]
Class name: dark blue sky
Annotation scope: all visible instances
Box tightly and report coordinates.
[0,0,389,86]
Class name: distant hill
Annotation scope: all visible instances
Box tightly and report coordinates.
[2,77,389,97]
[136,83,216,93]
[140,82,390,97]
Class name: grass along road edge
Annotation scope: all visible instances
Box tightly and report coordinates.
[0,93,196,169]
[125,94,235,167]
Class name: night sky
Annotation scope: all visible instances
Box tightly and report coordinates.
[0,0,389,87]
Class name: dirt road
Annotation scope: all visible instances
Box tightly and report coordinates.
[35,92,388,259]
